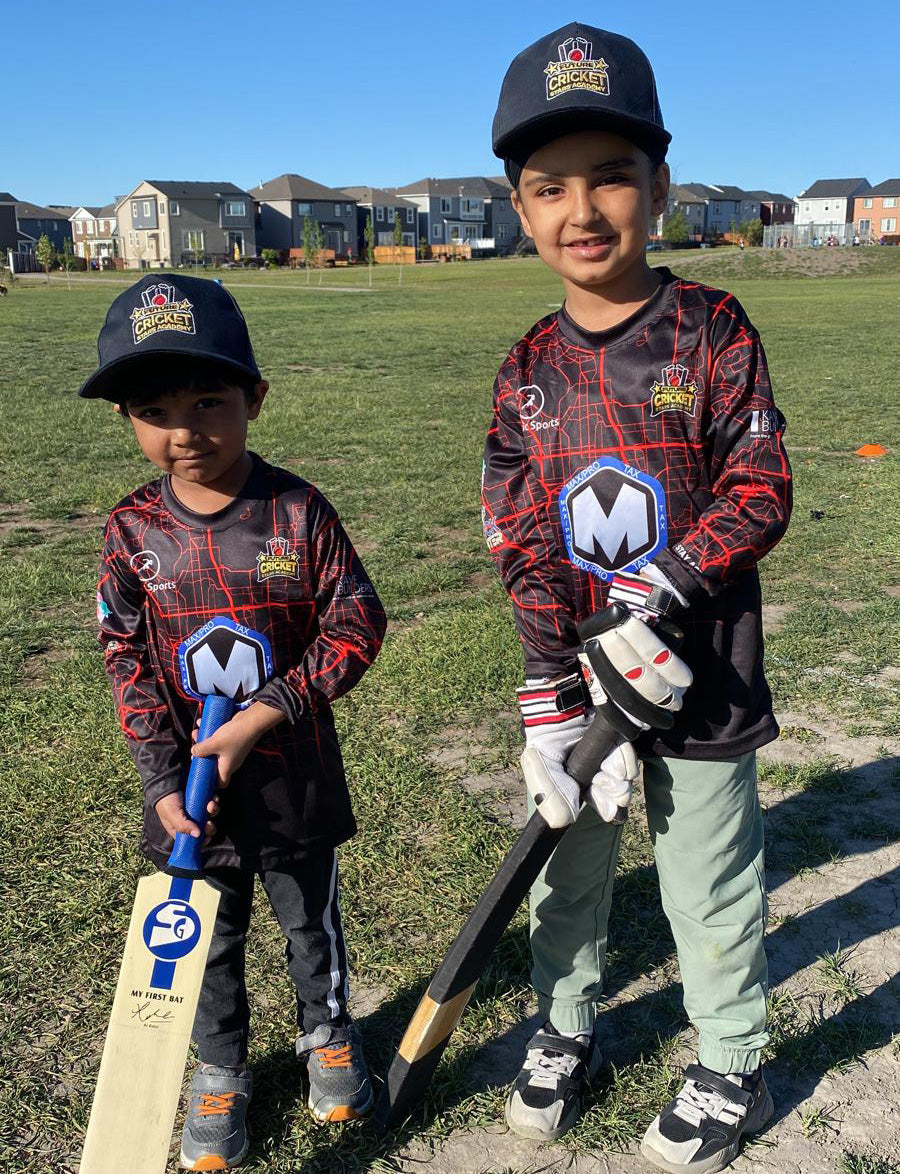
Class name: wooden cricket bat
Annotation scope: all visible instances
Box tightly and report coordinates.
[79,692,234,1174]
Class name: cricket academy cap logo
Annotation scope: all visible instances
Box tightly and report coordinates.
[178,616,274,708]
[130,282,196,345]
[257,535,301,582]
[650,364,699,417]
[545,36,609,101]
[558,457,667,581]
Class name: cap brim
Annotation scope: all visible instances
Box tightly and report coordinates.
[495,109,671,165]
[79,349,262,402]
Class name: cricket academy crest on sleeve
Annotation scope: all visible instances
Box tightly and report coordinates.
[130,282,196,345]
[178,616,273,709]
[558,457,667,581]
[649,364,699,417]
[545,35,609,101]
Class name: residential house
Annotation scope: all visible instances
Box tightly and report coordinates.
[746,191,794,226]
[116,181,257,269]
[656,184,708,242]
[14,201,74,252]
[340,186,418,256]
[793,179,870,229]
[251,174,357,257]
[70,203,118,265]
[853,179,900,243]
[0,192,17,254]
[388,176,521,254]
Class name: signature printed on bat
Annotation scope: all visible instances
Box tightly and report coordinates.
[131,1001,176,1027]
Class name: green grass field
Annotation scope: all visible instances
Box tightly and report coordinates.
[2,251,898,1173]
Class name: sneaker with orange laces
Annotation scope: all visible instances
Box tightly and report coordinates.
[296,1022,373,1122]
[180,1064,252,1170]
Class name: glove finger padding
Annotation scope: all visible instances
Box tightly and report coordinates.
[587,739,639,823]
[521,729,585,829]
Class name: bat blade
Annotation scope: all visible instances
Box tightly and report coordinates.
[78,871,219,1173]
[375,709,622,1131]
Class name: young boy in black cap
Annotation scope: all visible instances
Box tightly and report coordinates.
[82,274,386,1169]
[482,24,792,1173]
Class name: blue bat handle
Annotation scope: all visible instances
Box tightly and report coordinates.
[166,694,236,878]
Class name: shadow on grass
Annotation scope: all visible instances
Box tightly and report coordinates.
[244,755,899,1168]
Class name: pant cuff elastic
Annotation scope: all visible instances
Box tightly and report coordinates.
[698,1042,766,1075]
[537,996,597,1035]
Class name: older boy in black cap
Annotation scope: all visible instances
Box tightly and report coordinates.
[482,24,792,1173]
[82,275,386,1168]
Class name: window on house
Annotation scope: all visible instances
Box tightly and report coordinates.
[170,201,179,215]
[225,200,246,216]
[87,222,94,234]
[805,203,810,212]
[297,202,311,215]
[334,203,341,216]
[143,201,152,217]
[881,218,896,232]
[863,197,873,209]
[406,208,413,224]
[376,206,384,221]
[388,208,395,222]
[159,203,166,215]
[498,224,508,239]
[884,197,897,208]
[713,202,720,214]
[440,197,452,213]
[432,224,441,238]
[132,201,139,219]
[346,204,353,215]
[183,230,205,250]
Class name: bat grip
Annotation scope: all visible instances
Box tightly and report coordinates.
[166,694,236,878]
[563,719,630,823]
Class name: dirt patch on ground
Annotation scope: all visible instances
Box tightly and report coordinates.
[402,713,900,1174]
[0,503,101,542]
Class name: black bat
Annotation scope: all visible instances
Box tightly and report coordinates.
[374,611,681,1131]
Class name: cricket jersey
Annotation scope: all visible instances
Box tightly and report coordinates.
[481,269,792,759]
[97,453,386,868]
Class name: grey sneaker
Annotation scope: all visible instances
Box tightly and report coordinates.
[640,1063,774,1174]
[180,1064,252,1170]
[504,1023,602,1141]
[296,1022,373,1122]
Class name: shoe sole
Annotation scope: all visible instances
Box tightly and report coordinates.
[179,1139,249,1170]
[309,1087,374,1123]
[639,1087,774,1174]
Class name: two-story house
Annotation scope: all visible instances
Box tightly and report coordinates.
[747,191,794,226]
[853,179,900,244]
[70,204,118,265]
[115,181,256,268]
[656,184,708,242]
[251,174,357,258]
[389,176,520,254]
[794,179,870,230]
[340,186,418,256]
[14,201,74,252]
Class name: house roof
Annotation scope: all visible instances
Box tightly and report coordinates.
[670,184,708,204]
[390,175,512,198]
[339,186,416,210]
[679,183,719,201]
[708,185,753,202]
[745,190,793,204]
[797,178,870,199]
[250,174,353,201]
[48,204,78,216]
[866,178,900,197]
[0,192,18,203]
[146,180,252,199]
[15,200,73,219]
[71,206,103,218]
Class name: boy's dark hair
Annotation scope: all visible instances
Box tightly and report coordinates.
[114,355,258,414]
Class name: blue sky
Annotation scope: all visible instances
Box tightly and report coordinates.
[4,0,894,207]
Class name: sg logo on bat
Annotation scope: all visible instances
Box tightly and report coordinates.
[142,900,202,961]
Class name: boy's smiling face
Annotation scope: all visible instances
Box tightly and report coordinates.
[512,129,669,307]
[122,381,267,501]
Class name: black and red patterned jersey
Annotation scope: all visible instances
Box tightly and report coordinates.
[97,453,386,869]
[482,269,792,760]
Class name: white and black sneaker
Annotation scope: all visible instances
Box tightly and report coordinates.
[640,1063,773,1174]
[504,1023,601,1141]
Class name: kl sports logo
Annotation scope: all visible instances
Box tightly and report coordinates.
[545,37,609,101]
[257,536,300,582]
[130,282,196,345]
[518,384,559,432]
[649,364,699,417]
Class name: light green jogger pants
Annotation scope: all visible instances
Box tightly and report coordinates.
[528,752,769,1074]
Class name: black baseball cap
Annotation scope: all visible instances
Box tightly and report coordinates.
[493,23,670,182]
[79,274,261,401]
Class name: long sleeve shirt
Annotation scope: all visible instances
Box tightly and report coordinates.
[97,453,386,868]
[481,269,792,759]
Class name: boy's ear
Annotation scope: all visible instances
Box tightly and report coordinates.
[651,162,671,217]
[247,381,268,420]
[510,188,533,241]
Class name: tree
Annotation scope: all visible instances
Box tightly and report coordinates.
[35,233,55,283]
[392,206,404,285]
[315,220,325,286]
[418,236,428,261]
[363,213,374,288]
[663,210,690,245]
[302,216,319,284]
[742,217,764,246]
[60,237,76,290]
[261,248,279,268]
